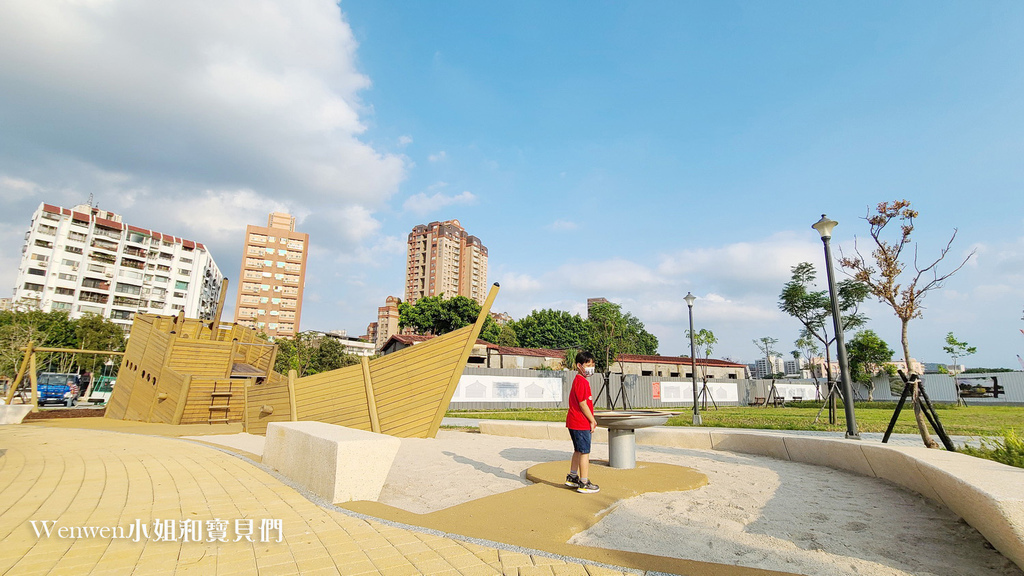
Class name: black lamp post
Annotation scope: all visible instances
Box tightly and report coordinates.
[684,292,701,425]
[812,214,860,439]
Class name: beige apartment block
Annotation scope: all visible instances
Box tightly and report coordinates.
[374,295,402,351]
[405,219,488,305]
[233,212,308,339]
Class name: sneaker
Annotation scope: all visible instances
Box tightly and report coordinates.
[577,480,600,494]
[564,473,581,488]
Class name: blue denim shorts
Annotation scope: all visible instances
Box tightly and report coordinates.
[568,428,592,454]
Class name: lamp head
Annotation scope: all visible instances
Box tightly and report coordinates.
[683,292,696,307]
[812,214,838,239]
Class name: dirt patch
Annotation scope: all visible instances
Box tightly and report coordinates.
[24,407,106,419]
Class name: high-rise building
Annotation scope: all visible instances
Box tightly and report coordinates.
[232,212,308,339]
[372,296,403,351]
[405,220,488,305]
[12,202,224,330]
[749,356,787,379]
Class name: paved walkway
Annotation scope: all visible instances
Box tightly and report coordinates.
[0,425,636,576]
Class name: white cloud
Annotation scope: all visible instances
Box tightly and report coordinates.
[402,190,477,216]
[398,135,413,147]
[0,0,406,209]
[547,219,578,231]
[428,151,447,162]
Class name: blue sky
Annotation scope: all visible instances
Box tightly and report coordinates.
[1,1,1022,367]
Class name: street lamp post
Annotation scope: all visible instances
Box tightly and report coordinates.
[812,214,860,439]
[684,292,701,425]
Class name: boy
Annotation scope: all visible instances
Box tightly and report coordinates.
[565,351,600,493]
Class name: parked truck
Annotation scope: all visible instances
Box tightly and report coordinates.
[36,373,81,407]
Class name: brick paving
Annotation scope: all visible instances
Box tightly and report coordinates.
[0,426,632,576]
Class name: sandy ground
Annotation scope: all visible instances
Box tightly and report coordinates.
[378,431,1023,576]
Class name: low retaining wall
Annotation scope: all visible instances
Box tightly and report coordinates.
[263,421,400,504]
[479,421,1024,571]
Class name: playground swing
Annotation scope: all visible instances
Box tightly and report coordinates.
[3,342,125,413]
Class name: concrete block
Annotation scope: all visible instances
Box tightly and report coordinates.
[636,427,714,450]
[781,436,875,477]
[709,430,791,461]
[0,405,33,425]
[263,421,399,504]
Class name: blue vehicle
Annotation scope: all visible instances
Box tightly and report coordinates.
[36,373,81,407]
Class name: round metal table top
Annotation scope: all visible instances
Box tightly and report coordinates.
[593,410,678,430]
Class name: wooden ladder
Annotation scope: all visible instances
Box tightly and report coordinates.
[208,384,233,424]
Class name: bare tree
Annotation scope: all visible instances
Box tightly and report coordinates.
[840,200,975,448]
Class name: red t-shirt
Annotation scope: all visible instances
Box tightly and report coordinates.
[566,374,595,430]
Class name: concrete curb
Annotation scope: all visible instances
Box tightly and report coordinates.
[479,421,1024,571]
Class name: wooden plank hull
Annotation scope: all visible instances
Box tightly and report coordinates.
[109,284,500,439]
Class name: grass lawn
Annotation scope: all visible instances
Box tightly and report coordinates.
[445,403,1024,437]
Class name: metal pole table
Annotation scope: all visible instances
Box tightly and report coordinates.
[593,411,676,469]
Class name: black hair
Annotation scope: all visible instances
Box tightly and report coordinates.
[575,350,595,366]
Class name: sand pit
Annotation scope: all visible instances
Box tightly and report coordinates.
[380,430,1023,576]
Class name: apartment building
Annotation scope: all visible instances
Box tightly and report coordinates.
[232,212,308,339]
[405,220,488,305]
[12,202,224,330]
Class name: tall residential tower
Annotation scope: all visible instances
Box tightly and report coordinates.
[233,212,308,339]
[405,220,488,305]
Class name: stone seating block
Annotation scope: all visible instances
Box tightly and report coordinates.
[263,421,400,504]
[781,436,875,477]
[636,427,714,450]
[0,405,33,425]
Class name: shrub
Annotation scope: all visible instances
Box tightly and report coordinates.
[959,429,1024,469]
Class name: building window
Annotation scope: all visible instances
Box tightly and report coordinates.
[58,273,76,281]
[37,224,57,235]
[65,246,83,254]
[115,283,142,295]
[55,287,75,296]
[27,268,45,276]
[174,280,188,290]
[52,302,72,311]
[110,309,134,320]
[23,282,44,291]
[728,373,738,379]
[34,239,53,248]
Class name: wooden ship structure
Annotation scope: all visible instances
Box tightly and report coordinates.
[105,284,499,438]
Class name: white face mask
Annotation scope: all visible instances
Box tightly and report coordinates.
[584,366,595,376]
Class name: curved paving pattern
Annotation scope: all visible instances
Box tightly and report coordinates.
[0,426,632,576]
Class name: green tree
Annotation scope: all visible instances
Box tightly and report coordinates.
[510,309,587,349]
[495,324,519,347]
[846,329,895,401]
[793,336,822,387]
[273,332,318,377]
[398,294,499,341]
[310,336,359,374]
[942,332,976,378]
[688,328,717,396]
[73,313,126,373]
[778,262,869,384]
[840,199,975,448]
[943,332,977,406]
[584,302,659,375]
[752,337,782,379]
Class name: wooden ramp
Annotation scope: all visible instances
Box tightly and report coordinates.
[107,284,500,439]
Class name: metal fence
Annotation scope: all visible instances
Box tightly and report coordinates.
[448,368,1024,410]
